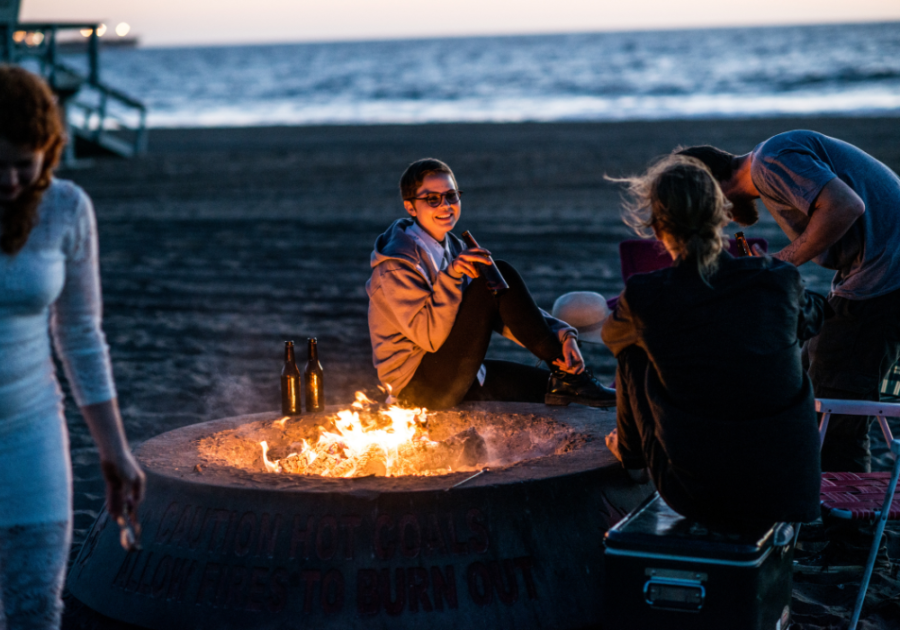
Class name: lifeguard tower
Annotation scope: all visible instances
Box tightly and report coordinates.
[1,0,147,159]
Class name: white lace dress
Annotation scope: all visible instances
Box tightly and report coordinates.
[0,178,116,528]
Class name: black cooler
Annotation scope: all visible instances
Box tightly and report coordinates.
[603,493,796,630]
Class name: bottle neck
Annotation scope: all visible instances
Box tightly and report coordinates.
[284,343,295,363]
[308,339,318,362]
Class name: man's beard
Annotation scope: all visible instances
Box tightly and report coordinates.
[727,195,760,227]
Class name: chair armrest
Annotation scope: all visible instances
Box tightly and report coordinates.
[816,398,900,418]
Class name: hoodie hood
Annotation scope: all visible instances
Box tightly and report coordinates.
[370,218,421,269]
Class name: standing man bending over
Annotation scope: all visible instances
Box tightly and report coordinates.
[679,132,900,474]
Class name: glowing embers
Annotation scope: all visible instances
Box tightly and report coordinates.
[258,393,487,478]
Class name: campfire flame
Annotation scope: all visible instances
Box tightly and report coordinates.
[260,391,453,478]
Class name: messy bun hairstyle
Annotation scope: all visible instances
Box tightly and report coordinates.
[612,155,730,285]
[0,65,66,255]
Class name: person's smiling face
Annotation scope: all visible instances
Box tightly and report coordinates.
[0,138,44,203]
[403,172,461,242]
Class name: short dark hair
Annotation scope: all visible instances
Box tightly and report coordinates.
[399,158,455,201]
[675,145,736,182]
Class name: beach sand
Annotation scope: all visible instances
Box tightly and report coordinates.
[59,117,900,629]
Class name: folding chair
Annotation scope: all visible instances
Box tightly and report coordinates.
[607,237,768,310]
[816,398,900,630]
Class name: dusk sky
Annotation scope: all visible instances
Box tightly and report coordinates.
[19,0,900,47]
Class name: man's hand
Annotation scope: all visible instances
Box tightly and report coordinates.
[770,178,865,267]
[552,335,585,374]
[448,248,492,279]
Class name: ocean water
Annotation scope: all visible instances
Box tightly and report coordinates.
[60,21,900,127]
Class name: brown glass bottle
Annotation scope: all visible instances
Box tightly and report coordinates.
[304,338,324,412]
[281,341,301,416]
[460,231,509,294]
[735,231,752,257]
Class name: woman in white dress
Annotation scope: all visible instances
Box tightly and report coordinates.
[0,66,144,629]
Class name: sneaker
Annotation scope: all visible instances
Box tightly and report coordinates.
[545,368,616,408]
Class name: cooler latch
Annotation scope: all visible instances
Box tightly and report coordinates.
[643,568,706,612]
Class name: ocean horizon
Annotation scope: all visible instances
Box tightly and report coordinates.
[41,21,900,128]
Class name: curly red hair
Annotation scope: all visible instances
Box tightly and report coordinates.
[0,65,66,255]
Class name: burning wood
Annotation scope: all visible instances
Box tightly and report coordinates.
[258,392,488,477]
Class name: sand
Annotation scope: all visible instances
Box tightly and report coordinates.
[57,117,900,629]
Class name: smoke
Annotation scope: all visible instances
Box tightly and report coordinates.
[203,372,277,420]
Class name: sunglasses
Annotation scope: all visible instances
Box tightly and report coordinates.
[407,190,463,208]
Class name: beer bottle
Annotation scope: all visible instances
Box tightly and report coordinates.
[735,231,753,257]
[304,337,325,412]
[281,341,301,416]
[461,231,509,294]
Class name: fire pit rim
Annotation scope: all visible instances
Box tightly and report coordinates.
[136,402,620,494]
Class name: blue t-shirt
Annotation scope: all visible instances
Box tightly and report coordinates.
[751,130,900,300]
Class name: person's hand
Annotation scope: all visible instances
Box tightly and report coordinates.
[605,428,621,461]
[101,451,145,523]
[751,244,766,257]
[552,335,585,374]
[448,248,492,279]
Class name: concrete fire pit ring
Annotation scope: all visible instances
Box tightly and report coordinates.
[68,402,653,630]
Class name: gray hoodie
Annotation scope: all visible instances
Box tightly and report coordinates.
[366,218,575,396]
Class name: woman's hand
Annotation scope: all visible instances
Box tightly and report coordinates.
[80,399,146,521]
[448,248,493,279]
[101,450,145,521]
[552,335,585,374]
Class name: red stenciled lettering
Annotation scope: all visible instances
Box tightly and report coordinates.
[246,566,269,612]
[466,509,489,554]
[446,514,468,555]
[321,569,345,614]
[269,568,288,614]
[316,516,338,561]
[340,515,362,560]
[374,515,396,561]
[431,565,458,610]
[379,568,406,616]
[255,513,283,559]
[424,514,447,556]
[467,562,492,606]
[195,562,223,606]
[399,514,421,559]
[407,567,432,613]
[289,515,314,560]
[154,502,181,546]
[150,555,173,598]
[301,570,321,613]
[489,560,518,605]
[233,512,257,558]
[515,556,538,600]
[357,569,379,616]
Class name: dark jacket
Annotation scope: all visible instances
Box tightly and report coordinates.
[602,251,828,524]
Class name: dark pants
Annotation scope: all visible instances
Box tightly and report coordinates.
[399,260,562,410]
[808,288,900,472]
[614,346,714,523]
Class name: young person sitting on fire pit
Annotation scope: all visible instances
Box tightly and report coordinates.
[366,157,616,410]
[602,155,829,528]
[0,66,144,629]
